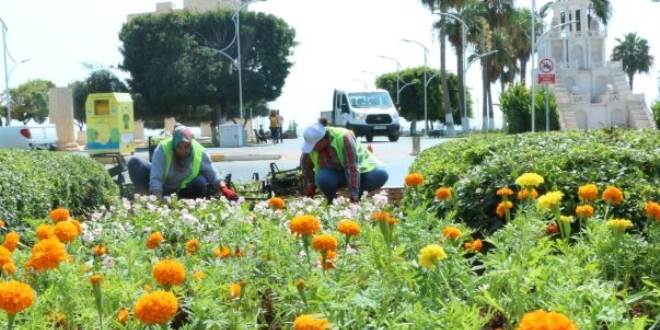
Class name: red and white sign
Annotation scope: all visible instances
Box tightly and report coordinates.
[537,58,556,84]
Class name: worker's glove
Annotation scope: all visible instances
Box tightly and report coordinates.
[349,195,360,204]
[221,186,238,201]
[303,185,317,198]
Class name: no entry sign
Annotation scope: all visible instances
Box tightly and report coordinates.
[538,58,556,84]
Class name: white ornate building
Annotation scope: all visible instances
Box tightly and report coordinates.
[533,0,656,130]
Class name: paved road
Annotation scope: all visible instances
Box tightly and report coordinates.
[204,136,452,188]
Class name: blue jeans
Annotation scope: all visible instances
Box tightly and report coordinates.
[127,157,209,199]
[316,167,389,202]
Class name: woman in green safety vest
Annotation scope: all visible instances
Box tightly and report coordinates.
[300,122,388,203]
[127,124,238,201]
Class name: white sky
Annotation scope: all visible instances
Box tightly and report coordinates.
[1,0,659,129]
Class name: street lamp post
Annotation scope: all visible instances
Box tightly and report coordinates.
[400,39,430,136]
[1,17,9,126]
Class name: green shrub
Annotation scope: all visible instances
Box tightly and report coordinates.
[0,150,119,223]
[408,128,660,232]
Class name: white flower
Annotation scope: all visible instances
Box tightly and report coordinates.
[82,232,95,245]
[102,256,115,268]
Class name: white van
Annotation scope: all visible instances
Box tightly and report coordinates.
[321,88,401,142]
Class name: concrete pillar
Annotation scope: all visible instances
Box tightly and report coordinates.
[164,117,176,134]
[48,87,79,150]
[134,119,146,147]
[200,122,212,138]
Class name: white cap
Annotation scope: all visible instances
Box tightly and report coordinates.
[301,122,326,153]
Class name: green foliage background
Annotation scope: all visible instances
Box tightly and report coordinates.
[500,82,559,133]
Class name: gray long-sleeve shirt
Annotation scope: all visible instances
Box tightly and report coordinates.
[149,143,222,195]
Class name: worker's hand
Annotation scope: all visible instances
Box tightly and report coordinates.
[220,186,238,201]
[303,185,316,198]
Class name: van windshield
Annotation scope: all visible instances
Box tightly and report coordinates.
[348,92,393,108]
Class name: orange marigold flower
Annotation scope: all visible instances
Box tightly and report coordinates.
[89,274,103,286]
[496,188,513,197]
[435,187,452,200]
[371,211,390,222]
[0,280,35,315]
[116,307,130,325]
[443,226,462,240]
[0,221,4,227]
[234,246,245,257]
[496,201,514,218]
[404,173,424,187]
[36,224,55,241]
[192,271,205,279]
[2,231,19,252]
[644,201,660,221]
[214,246,232,259]
[133,290,178,326]
[152,259,186,287]
[26,238,67,272]
[336,220,361,237]
[293,314,331,330]
[230,283,241,299]
[312,234,338,252]
[2,263,15,276]
[146,232,164,250]
[515,309,577,330]
[49,208,70,222]
[463,239,483,253]
[92,245,107,257]
[0,246,12,269]
[320,250,337,270]
[577,184,599,201]
[54,221,79,243]
[602,186,623,206]
[546,222,559,235]
[289,215,321,236]
[517,188,539,200]
[70,219,82,235]
[268,197,285,210]
[186,239,200,255]
[575,204,594,219]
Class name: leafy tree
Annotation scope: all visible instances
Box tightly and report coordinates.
[610,32,654,90]
[119,9,296,129]
[499,82,558,134]
[9,79,56,125]
[651,99,660,128]
[70,69,129,130]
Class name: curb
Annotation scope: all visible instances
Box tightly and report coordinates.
[209,153,281,162]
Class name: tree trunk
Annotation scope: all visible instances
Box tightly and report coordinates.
[439,5,455,136]
[457,37,466,132]
[482,58,489,131]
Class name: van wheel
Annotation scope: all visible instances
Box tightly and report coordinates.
[366,135,374,143]
[388,134,400,142]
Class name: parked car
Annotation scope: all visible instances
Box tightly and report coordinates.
[0,126,58,150]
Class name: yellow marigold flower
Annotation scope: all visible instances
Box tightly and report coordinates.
[192,271,205,279]
[418,244,447,270]
[89,274,103,285]
[496,201,513,218]
[146,232,164,250]
[152,259,186,287]
[463,239,483,253]
[515,173,544,187]
[268,197,285,210]
[214,246,232,259]
[435,187,452,200]
[496,188,513,196]
[602,186,623,206]
[230,283,241,299]
[289,215,321,236]
[186,239,200,255]
[577,184,599,201]
[293,314,331,330]
[133,290,178,326]
[116,307,130,325]
[312,234,338,252]
[54,221,79,243]
[404,173,424,187]
[517,188,538,200]
[92,245,107,257]
[2,263,15,276]
[606,219,633,231]
[26,238,67,272]
[515,309,578,330]
[560,215,574,223]
[49,208,70,222]
[644,201,660,221]
[537,191,564,210]
[371,211,390,222]
[295,279,305,290]
[0,221,4,227]
[320,250,337,270]
[36,224,55,241]
[2,232,19,253]
[70,219,82,235]
[143,284,152,292]
[336,220,361,237]
[0,281,35,315]
[575,205,594,219]
[442,227,462,240]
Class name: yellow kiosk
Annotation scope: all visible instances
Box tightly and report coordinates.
[85,93,135,155]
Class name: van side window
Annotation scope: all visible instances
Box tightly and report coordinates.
[341,95,350,113]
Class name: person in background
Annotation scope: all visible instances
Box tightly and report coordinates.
[269,111,279,143]
[278,112,285,143]
[299,122,388,203]
[127,124,238,201]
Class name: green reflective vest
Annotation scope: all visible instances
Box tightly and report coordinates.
[309,127,382,175]
[160,138,204,190]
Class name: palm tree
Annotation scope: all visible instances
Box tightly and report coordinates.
[611,32,654,90]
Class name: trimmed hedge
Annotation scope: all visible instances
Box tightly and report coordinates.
[0,150,119,223]
[408,128,660,232]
